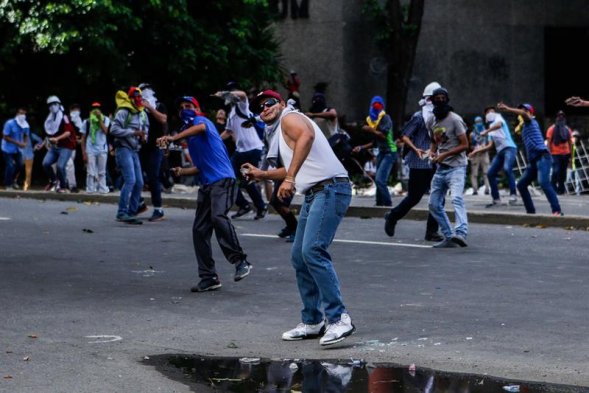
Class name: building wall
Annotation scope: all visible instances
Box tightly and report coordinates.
[275,0,589,126]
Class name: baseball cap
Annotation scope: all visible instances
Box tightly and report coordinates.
[252,90,284,111]
[422,82,441,97]
[518,103,535,115]
[91,102,101,108]
[178,96,200,109]
[47,95,61,105]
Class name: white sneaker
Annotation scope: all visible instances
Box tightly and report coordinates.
[319,313,355,346]
[282,321,325,341]
[509,195,518,205]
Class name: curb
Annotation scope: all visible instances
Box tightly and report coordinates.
[2,190,588,230]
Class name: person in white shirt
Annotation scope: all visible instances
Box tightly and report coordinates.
[241,90,355,347]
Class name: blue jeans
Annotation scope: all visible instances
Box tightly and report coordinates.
[3,151,22,187]
[428,165,468,239]
[291,181,351,324]
[375,151,395,206]
[42,146,73,188]
[115,147,144,217]
[487,147,517,201]
[517,153,561,214]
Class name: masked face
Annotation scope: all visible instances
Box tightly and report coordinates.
[70,110,81,119]
[49,103,61,114]
[485,112,496,123]
[16,114,26,122]
[432,94,451,120]
[180,109,196,125]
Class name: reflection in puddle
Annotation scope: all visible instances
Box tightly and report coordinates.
[143,355,586,393]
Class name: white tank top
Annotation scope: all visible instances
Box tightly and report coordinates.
[278,112,347,193]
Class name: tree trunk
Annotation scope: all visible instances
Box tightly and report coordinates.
[384,0,424,135]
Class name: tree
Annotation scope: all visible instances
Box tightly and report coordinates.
[363,0,425,133]
[0,0,283,116]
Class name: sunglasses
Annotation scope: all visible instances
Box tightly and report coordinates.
[259,98,279,111]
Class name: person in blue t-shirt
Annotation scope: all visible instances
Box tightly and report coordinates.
[496,102,562,216]
[2,107,29,189]
[158,96,252,293]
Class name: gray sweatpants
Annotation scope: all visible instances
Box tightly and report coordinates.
[192,178,246,279]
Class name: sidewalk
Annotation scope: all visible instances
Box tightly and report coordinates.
[1,186,588,229]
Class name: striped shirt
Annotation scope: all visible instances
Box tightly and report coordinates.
[402,111,432,169]
[522,118,549,162]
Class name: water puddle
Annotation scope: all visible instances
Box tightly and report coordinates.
[143,354,587,393]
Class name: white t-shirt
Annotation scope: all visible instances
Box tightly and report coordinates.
[278,112,347,193]
[81,117,110,154]
[226,98,264,153]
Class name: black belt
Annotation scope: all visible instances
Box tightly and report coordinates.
[305,177,349,196]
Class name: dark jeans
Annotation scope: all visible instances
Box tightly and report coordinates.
[517,153,562,214]
[487,146,517,200]
[145,147,163,208]
[42,146,73,188]
[3,151,22,187]
[551,154,570,195]
[231,149,266,211]
[387,167,439,235]
[375,151,395,206]
[192,178,247,280]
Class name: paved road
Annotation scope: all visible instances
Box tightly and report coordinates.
[1,198,588,392]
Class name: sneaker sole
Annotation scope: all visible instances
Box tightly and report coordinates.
[148,217,165,222]
[191,283,222,292]
[319,325,356,346]
[282,332,324,341]
[234,266,252,282]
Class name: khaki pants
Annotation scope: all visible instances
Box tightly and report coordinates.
[469,152,490,192]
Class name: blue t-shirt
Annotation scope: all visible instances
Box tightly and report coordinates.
[2,119,26,154]
[187,116,235,185]
[522,118,548,162]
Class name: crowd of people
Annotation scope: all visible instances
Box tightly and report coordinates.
[2,79,588,346]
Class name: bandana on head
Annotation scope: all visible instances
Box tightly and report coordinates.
[127,87,144,111]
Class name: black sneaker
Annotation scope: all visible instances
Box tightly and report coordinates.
[277,227,292,238]
[70,187,79,193]
[425,232,444,242]
[384,212,397,237]
[231,205,252,219]
[191,278,222,292]
[148,210,165,222]
[254,206,268,220]
[450,235,468,247]
[234,260,252,282]
[432,238,458,248]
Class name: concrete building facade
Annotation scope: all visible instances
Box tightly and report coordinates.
[274,0,589,127]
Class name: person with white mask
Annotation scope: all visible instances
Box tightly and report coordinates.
[383,81,443,242]
[2,107,29,190]
[65,103,84,192]
[42,95,77,192]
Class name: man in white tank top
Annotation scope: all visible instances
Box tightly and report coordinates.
[241,90,355,346]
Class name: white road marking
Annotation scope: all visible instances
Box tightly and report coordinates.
[242,233,431,249]
[85,335,122,344]
[0,217,11,220]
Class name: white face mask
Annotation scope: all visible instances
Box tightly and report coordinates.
[16,114,26,122]
[70,110,81,119]
[486,112,497,123]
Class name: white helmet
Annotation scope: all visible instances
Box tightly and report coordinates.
[46,95,61,105]
[422,82,441,97]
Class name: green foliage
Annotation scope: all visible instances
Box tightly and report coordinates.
[0,0,283,116]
